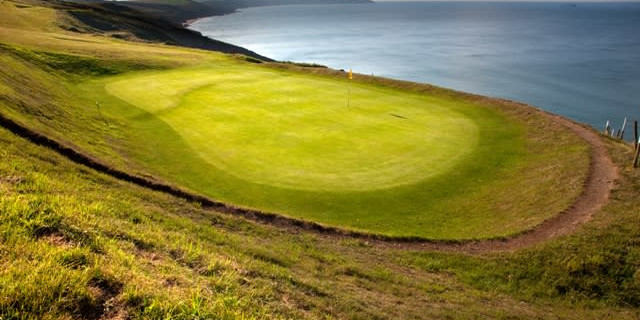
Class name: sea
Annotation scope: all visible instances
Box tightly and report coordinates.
[190,1,640,135]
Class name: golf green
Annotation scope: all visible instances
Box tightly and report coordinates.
[81,62,588,240]
[105,66,477,191]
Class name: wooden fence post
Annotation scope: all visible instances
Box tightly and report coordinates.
[634,139,640,168]
[634,120,638,150]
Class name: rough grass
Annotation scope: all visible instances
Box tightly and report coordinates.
[0,0,638,318]
[0,114,637,320]
[401,138,640,310]
[0,0,57,32]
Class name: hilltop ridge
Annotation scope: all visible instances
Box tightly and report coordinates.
[71,0,374,25]
[32,0,273,60]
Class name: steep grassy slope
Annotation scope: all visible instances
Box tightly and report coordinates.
[6,0,270,60]
[1,1,638,318]
[1,105,639,320]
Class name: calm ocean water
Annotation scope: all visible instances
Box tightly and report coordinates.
[191,2,640,133]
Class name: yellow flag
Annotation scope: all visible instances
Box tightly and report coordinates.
[348,68,353,80]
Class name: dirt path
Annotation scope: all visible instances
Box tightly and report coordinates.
[0,109,618,254]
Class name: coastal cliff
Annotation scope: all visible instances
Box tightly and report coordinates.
[93,0,374,25]
[45,0,273,60]
[55,0,372,60]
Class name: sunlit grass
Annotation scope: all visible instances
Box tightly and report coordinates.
[0,0,588,239]
[104,66,479,191]
[1,1,638,319]
[71,60,589,239]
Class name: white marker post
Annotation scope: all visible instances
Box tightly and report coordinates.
[620,117,627,140]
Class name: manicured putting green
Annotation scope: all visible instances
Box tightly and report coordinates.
[105,67,478,191]
[83,62,588,240]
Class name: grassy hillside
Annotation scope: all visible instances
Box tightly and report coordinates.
[1,91,639,320]
[0,0,638,319]
[0,0,591,240]
[81,62,589,239]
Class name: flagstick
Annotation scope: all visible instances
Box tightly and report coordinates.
[347,68,353,108]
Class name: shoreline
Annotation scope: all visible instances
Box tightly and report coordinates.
[182,18,201,27]
[181,7,240,27]
[183,13,230,28]
[181,0,374,26]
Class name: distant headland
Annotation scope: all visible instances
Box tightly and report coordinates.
[105,0,374,25]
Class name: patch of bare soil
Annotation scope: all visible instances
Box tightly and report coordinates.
[43,231,75,248]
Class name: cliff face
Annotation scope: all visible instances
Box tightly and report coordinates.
[101,0,374,24]
[101,1,237,24]
[223,0,373,9]
[57,0,372,62]
[50,0,273,60]
[53,0,371,62]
